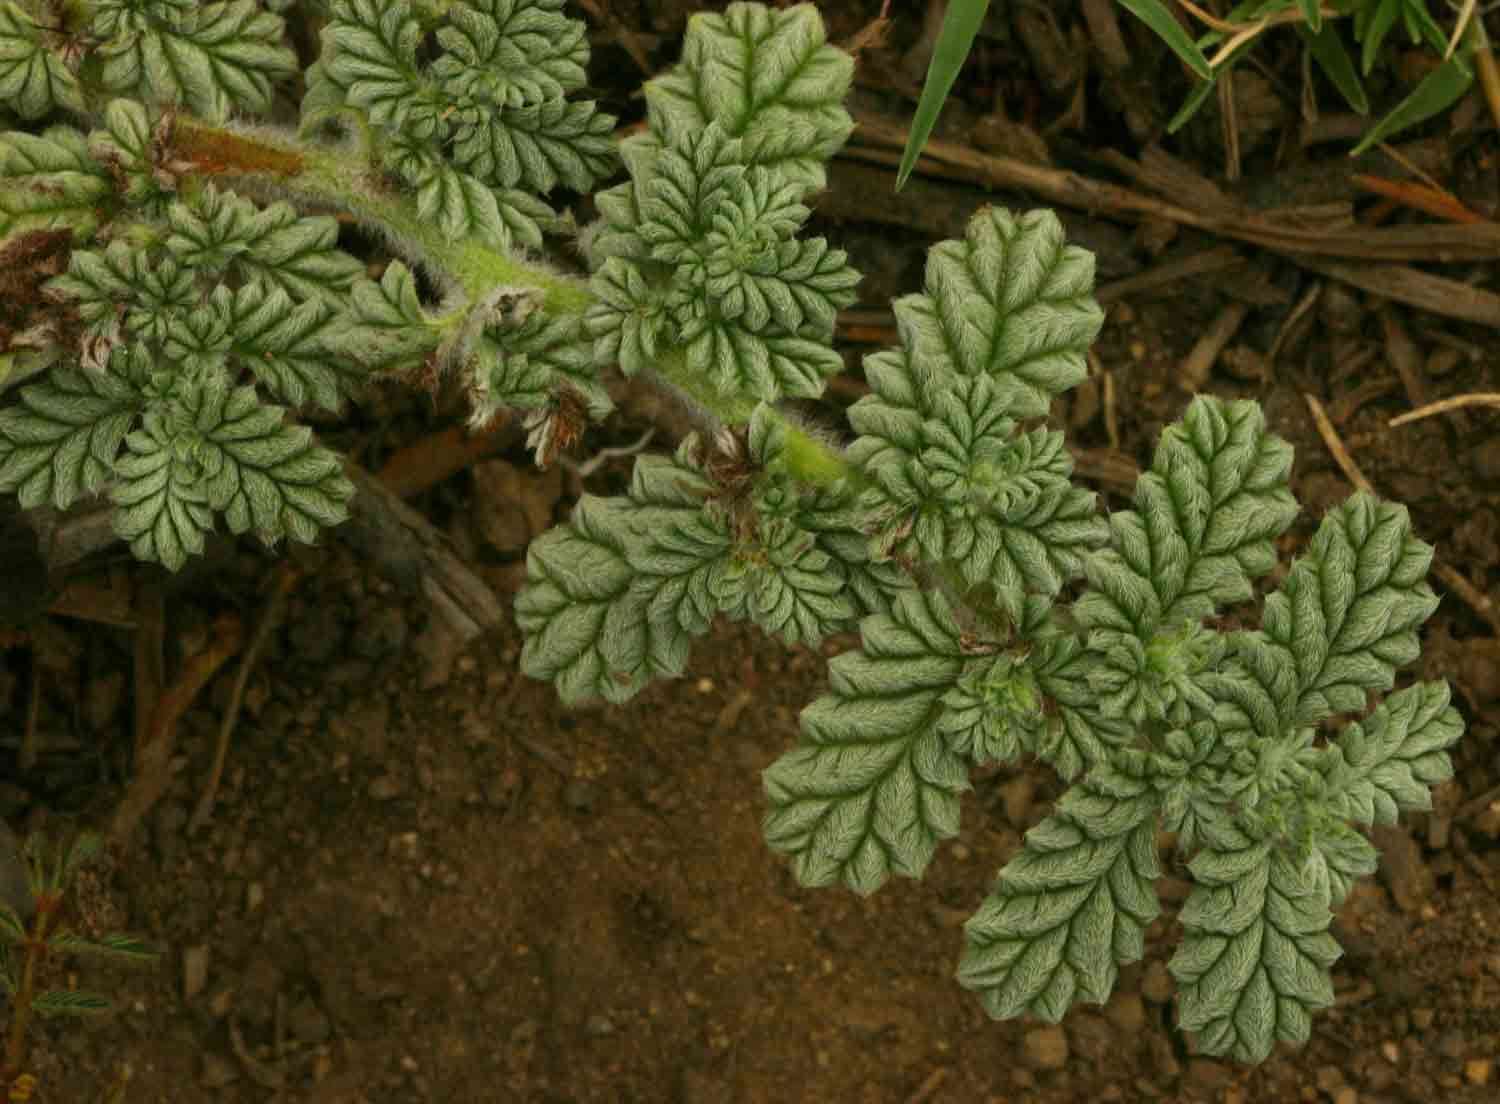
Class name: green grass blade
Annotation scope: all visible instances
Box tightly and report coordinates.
[1297,0,1322,33]
[1117,0,1214,79]
[896,0,991,191]
[1350,52,1473,155]
[1300,23,1369,114]
[1360,0,1402,76]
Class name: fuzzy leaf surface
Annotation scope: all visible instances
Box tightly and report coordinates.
[0,127,110,241]
[763,589,968,895]
[92,0,298,119]
[0,353,145,509]
[1320,680,1463,826]
[1260,492,1440,724]
[644,2,854,188]
[1074,396,1297,642]
[0,2,86,120]
[516,452,732,705]
[959,765,1160,1020]
[1170,821,1342,1063]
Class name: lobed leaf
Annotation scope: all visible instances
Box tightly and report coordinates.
[93,0,298,120]
[0,127,111,243]
[0,1,86,120]
[516,452,733,705]
[892,207,1103,417]
[1320,680,1463,825]
[762,589,968,894]
[1260,492,1439,725]
[0,355,145,510]
[1074,395,1297,642]
[1171,820,1342,1063]
[645,2,854,188]
[960,765,1160,1020]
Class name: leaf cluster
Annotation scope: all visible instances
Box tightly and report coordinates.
[0,102,361,568]
[507,3,1464,1065]
[0,0,623,566]
[584,3,860,402]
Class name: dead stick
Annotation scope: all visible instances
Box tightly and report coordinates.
[189,563,300,833]
[132,579,164,760]
[1181,302,1250,391]
[1389,392,1500,427]
[1433,563,1500,638]
[847,112,1500,264]
[1311,395,1500,636]
[375,416,517,500]
[1304,393,1374,493]
[109,615,244,848]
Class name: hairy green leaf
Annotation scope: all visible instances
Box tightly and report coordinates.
[93,0,298,119]
[326,261,443,374]
[763,588,968,894]
[0,127,110,242]
[1321,680,1463,825]
[645,2,854,188]
[1262,492,1439,724]
[891,207,1103,416]
[516,451,733,705]
[0,355,145,509]
[1171,820,1342,1063]
[1074,396,1296,651]
[0,2,86,120]
[850,370,1106,622]
[960,765,1160,1020]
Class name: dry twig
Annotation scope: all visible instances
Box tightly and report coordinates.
[1389,392,1500,427]
[110,614,245,847]
[189,561,301,833]
[1304,393,1374,493]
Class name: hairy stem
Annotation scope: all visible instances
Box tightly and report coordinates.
[168,119,857,490]
[170,118,591,315]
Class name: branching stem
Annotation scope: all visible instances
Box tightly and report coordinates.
[169,118,859,492]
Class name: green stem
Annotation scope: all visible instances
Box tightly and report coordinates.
[171,118,591,316]
[168,118,852,489]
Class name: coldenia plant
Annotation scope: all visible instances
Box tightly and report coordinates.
[0,0,1463,1064]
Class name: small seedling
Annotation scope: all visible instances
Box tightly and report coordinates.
[0,830,156,1101]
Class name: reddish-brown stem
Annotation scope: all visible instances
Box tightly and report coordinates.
[1,903,54,1090]
[169,119,305,178]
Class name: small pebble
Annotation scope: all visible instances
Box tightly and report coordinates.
[1332,1088,1357,1104]
[369,775,404,801]
[584,1014,616,1038]
[1316,1065,1344,1094]
[200,1052,238,1088]
[563,779,597,813]
[1022,1024,1069,1071]
[1142,960,1174,1004]
[1466,1058,1492,1086]
[182,945,209,1001]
